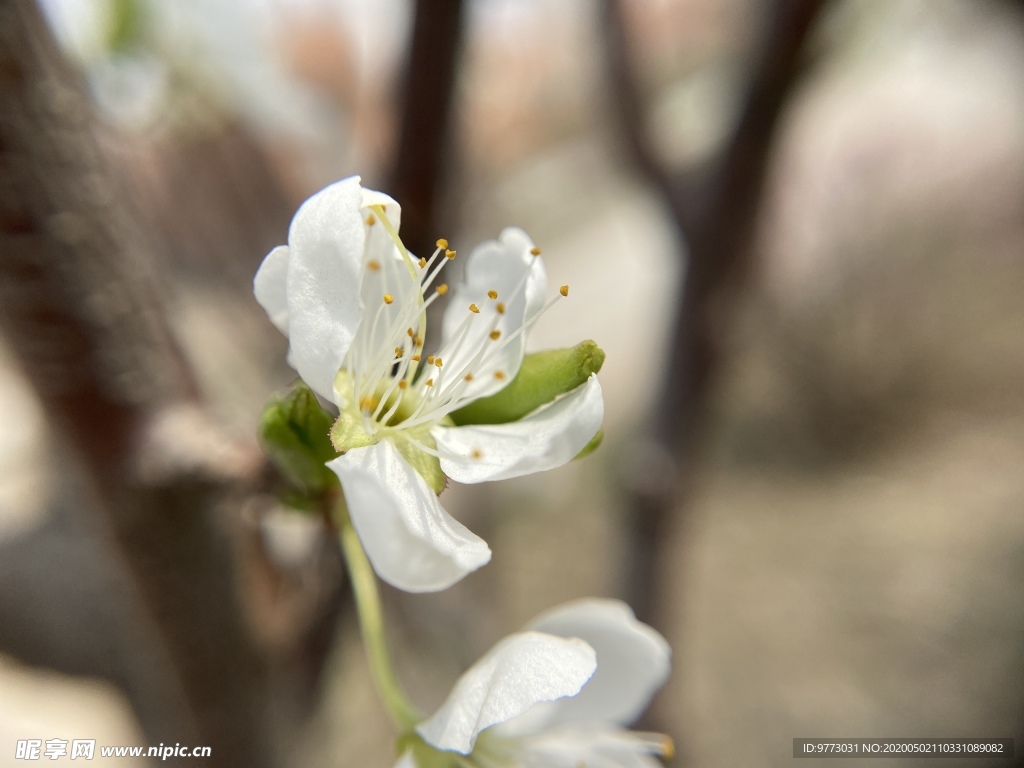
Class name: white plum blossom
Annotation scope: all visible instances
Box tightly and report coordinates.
[407,598,673,767]
[255,177,603,593]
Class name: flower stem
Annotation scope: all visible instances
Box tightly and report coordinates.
[335,499,421,729]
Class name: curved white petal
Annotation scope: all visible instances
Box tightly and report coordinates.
[285,176,366,401]
[417,632,597,755]
[520,725,669,768]
[433,375,603,484]
[438,228,547,402]
[254,245,291,334]
[361,187,402,231]
[524,599,670,728]
[392,751,416,768]
[348,221,418,367]
[327,441,491,592]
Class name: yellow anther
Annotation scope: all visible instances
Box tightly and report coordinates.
[398,380,409,390]
[464,373,474,381]
[407,328,415,337]
[427,355,435,365]
[494,371,506,381]
[471,449,483,459]
[436,284,449,295]
[383,294,394,305]
[496,302,506,314]
[418,258,427,268]
[661,738,676,760]
[425,378,434,387]
[366,213,376,226]
[445,249,456,259]
[487,290,498,300]
[436,238,448,249]
[359,395,377,411]
[559,285,569,297]
[469,304,480,314]
[394,347,403,357]
[411,354,421,362]
[435,358,443,368]
[367,260,381,272]
[415,335,424,346]
[530,246,541,256]
[489,330,501,340]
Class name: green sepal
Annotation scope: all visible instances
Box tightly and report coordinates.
[575,428,604,460]
[396,429,447,494]
[450,340,605,426]
[330,370,376,453]
[395,733,461,768]
[259,382,339,496]
[329,404,376,454]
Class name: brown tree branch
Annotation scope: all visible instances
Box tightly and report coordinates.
[602,0,681,210]
[0,3,291,764]
[386,0,466,260]
[602,0,828,623]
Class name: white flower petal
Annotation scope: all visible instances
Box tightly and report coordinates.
[361,187,402,230]
[439,228,547,401]
[417,632,597,755]
[285,176,366,401]
[433,375,603,484]
[525,599,670,728]
[351,222,418,360]
[392,751,416,768]
[327,441,491,593]
[521,725,668,768]
[254,245,291,334]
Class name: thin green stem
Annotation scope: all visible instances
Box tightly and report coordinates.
[335,500,421,729]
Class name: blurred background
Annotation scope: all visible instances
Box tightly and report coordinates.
[2,0,1024,766]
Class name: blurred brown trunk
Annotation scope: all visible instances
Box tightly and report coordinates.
[603,0,827,639]
[0,2,279,765]
[122,121,297,288]
[387,0,466,261]
[603,4,827,764]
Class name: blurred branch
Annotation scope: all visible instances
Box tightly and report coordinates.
[602,0,680,208]
[0,2,337,764]
[602,0,828,623]
[387,0,466,259]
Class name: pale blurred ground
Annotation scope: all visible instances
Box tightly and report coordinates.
[0,657,145,765]
[3,1,1024,767]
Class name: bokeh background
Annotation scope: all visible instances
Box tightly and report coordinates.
[2,0,1024,766]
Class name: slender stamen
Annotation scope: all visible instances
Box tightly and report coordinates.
[399,435,442,459]
[406,287,566,429]
[473,293,564,373]
[403,257,543,422]
[406,309,481,419]
[371,364,409,424]
[376,387,407,426]
[348,214,571,445]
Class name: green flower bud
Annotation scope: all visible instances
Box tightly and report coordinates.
[259,382,339,496]
[450,340,605,426]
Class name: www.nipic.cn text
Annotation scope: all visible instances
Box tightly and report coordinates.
[15,739,212,761]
